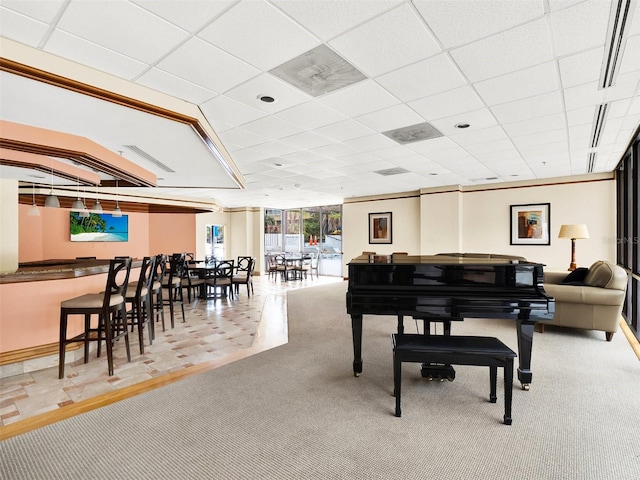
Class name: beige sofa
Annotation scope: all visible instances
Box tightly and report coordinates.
[542,261,628,341]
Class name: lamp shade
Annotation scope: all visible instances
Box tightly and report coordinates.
[44,194,60,208]
[71,198,86,211]
[558,224,589,239]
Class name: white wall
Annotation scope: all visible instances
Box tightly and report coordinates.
[343,174,616,276]
[0,179,19,273]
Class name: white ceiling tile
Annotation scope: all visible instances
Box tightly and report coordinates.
[318,79,400,118]
[449,126,509,147]
[620,35,640,75]
[430,108,498,136]
[376,54,467,102]
[198,1,319,71]
[548,0,611,57]
[408,86,485,121]
[225,73,310,113]
[501,112,567,137]
[558,47,605,88]
[370,146,414,161]
[329,3,442,77]
[564,106,594,127]
[132,0,233,32]
[413,0,544,48]
[57,0,189,64]
[474,61,559,106]
[241,116,304,140]
[275,101,347,130]
[343,133,397,152]
[248,141,298,158]
[0,7,49,46]
[464,139,517,156]
[200,95,267,131]
[1,0,66,23]
[492,91,564,124]
[272,0,401,41]
[137,68,217,104]
[450,18,554,82]
[512,129,568,149]
[219,127,269,149]
[355,104,424,132]
[280,131,332,150]
[314,119,376,142]
[157,37,260,93]
[311,143,358,158]
[406,136,460,154]
[562,81,606,110]
[338,152,379,166]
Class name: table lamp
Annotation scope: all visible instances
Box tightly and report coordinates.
[558,224,589,271]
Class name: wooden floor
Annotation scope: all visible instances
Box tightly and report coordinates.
[0,274,344,441]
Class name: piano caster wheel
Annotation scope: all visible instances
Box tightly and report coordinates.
[521,383,530,391]
[354,372,360,377]
[447,376,455,382]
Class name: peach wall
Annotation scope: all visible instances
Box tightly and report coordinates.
[18,205,150,262]
[149,213,196,256]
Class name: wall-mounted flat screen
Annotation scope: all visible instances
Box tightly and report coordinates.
[70,212,128,242]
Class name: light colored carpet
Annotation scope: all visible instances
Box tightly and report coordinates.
[1,281,639,479]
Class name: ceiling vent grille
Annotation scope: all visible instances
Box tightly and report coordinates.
[590,103,609,148]
[587,152,597,173]
[599,0,636,89]
[374,167,410,176]
[124,145,175,173]
[382,122,443,145]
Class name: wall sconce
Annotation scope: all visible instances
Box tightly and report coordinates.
[558,224,590,271]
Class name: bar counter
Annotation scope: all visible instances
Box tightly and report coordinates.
[0,259,142,365]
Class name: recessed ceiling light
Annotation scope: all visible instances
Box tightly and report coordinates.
[29,174,46,179]
[273,163,283,167]
[258,95,275,103]
[455,123,470,129]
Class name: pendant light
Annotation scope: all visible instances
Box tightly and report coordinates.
[28,183,40,216]
[44,162,60,208]
[71,167,86,212]
[79,186,90,217]
[112,179,122,217]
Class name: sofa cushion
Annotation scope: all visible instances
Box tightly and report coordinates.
[561,267,589,285]
[584,261,627,290]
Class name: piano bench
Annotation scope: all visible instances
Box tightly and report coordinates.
[392,334,517,425]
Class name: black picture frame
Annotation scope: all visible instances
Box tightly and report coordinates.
[369,212,392,244]
[510,203,550,245]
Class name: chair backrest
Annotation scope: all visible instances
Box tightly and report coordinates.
[135,256,155,297]
[274,254,286,266]
[236,256,252,272]
[205,255,216,265]
[215,260,234,279]
[104,257,132,309]
[170,253,186,280]
[153,254,166,285]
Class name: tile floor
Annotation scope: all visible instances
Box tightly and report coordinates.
[0,274,344,427]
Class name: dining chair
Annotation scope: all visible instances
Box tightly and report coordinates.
[274,254,290,281]
[232,257,255,297]
[123,255,156,354]
[161,253,185,326]
[266,254,279,280]
[58,257,132,378]
[180,256,205,302]
[205,259,234,299]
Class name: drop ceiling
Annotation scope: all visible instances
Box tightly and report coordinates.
[1,0,639,209]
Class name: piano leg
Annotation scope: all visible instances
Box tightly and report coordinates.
[516,320,535,390]
[351,314,363,376]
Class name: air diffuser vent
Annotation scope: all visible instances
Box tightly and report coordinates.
[374,167,410,176]
[587,152,597,173]
[383,122,443,145]
[270,45,366,97]
[599,0,636,89]
[124,145,175,173]
[590,103,609,148]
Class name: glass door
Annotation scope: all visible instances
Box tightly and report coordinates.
[206,224,225,260]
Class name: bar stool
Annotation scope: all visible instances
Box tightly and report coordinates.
[58,257,132,378]
[161,253,185,326]
[151,254,166,331]
[124,256,156,354]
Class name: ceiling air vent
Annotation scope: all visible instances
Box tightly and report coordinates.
[590,103,609,148]
[270,45,366,97]
[124,145,175,173]
[374,167,409,176]
[599,0,636,89]
[383,122,443,145]
[587,152,597,173]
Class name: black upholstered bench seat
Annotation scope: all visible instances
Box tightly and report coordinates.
[392,334,517,425]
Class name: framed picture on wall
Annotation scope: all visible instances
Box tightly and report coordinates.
[369,212,392,244]
[510,203,550,245]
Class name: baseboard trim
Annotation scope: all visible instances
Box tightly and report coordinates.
[620,319,640,361]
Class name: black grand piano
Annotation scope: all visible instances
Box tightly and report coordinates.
[346,254,555,390]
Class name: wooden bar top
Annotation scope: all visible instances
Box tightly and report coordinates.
[0,258,142,284]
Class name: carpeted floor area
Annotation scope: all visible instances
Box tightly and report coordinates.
[1,281,639,479]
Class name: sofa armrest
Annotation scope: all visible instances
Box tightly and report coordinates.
[543,283,626,306]
[542,271,568,285]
